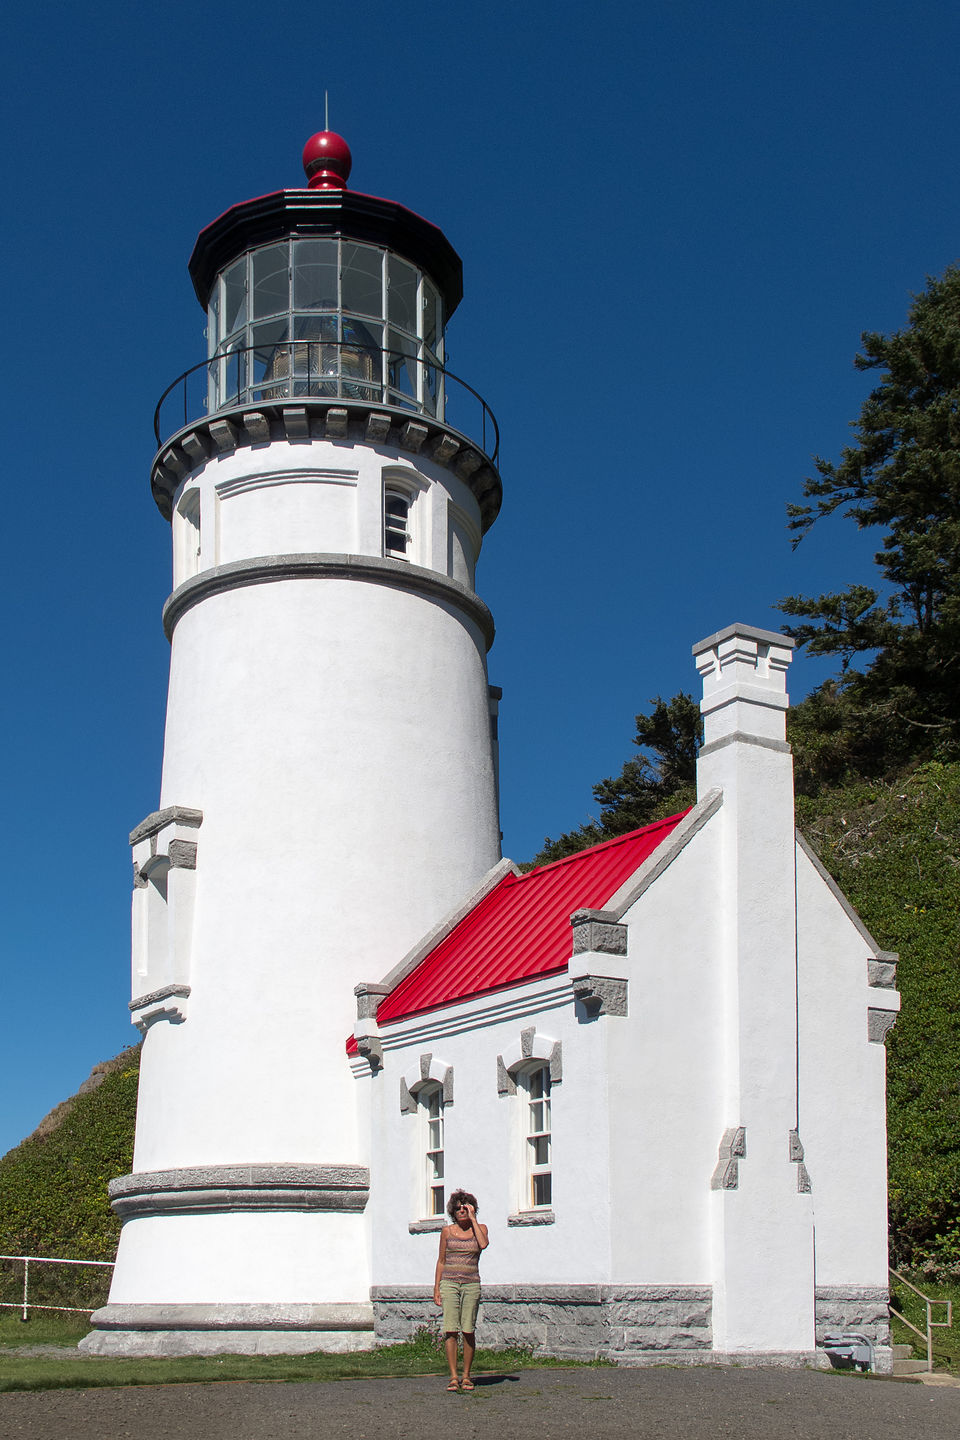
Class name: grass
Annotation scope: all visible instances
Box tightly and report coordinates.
[889,1275,960,1375]
[0,1310,92,1346]
[0,1322,606,1393]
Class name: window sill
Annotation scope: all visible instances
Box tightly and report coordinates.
[507,1209,555,1227]
[408,1217,446,1234]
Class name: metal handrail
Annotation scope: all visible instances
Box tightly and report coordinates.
[889,1266,954,1372]
[0,1253,114,1322]
[153,340,500,465]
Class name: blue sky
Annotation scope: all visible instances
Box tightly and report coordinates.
[2,0,959,1159]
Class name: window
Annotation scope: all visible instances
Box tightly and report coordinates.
[176,489,201,584]
[522,1065,552,1208]
[421,1082,445,1217]
[384,490,410,558]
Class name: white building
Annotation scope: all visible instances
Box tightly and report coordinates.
[82,134,899,1367]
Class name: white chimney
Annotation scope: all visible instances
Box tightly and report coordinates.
[692,623,814,1355]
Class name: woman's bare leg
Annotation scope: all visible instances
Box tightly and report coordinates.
[445,1332,459,1384]
[461,1332,476,1387]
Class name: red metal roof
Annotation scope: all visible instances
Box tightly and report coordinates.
[347,813,687,1051]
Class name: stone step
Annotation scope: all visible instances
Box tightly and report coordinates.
[892,1344,915,1359]
[893,1359,929,1376]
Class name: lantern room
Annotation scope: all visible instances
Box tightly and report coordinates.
[150,131,500,536]
[161,130,490,442]
[205,236,446,416]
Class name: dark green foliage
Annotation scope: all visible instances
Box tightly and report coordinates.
[0,1051,139,1263]
[531,694,701,866]
[780,265,960,763]
[797,764,960,1276]
[786,681,920,797]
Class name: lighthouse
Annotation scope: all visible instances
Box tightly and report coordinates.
[84,131,900,1369]
[85,132,504,1355]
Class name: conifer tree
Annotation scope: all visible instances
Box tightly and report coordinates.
[780,265,960,766]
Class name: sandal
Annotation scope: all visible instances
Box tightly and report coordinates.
[460,1379,475,1391]
[447,1379,460,1391]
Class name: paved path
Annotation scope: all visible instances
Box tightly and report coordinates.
[1,1366,959,1440]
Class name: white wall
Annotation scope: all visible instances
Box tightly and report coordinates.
[109,1211,370,1305]
[170,438,484,586]
[607,819,722,1284]
[363,981,613,1288]
[796,844,895,1286]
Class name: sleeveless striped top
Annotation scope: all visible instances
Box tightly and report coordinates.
[442,1227,482,1283]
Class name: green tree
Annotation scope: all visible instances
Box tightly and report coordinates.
[780,264,960,769]
[531,693,701,865]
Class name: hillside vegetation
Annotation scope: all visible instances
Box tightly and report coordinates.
[797,763,960,1275]
[0,1048,138,1262]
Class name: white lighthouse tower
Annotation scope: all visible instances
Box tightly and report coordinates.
[85,132,504,1355]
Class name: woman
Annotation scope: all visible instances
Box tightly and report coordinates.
[433,1188,489,1391]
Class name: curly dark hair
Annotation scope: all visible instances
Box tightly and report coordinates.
[447,1189,478,1219]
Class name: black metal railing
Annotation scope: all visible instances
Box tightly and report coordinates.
[154,340,499,465]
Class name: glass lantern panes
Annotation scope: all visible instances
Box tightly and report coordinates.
[252,245,289,319]
[293,239,338,310]
[252,320,290,401]
[387,328,418,409]
[341,243,383,317]
[423,1084,444,1217]
[526,1066,552,1209]
[222,258,247,336]
[206,238,444,419]
[388,255,418,333]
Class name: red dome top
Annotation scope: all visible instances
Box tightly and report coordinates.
[302,131,352,190]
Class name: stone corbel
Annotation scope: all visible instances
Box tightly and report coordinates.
[571,974,628,1017]
[868,1008,898,1044]
[353,984,391,1072]
[710,1126,746,1190]
[354,1027,383,1071]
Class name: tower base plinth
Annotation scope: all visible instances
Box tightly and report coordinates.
[78,1302,376,1357]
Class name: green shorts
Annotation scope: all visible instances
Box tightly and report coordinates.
[439,1279,481,1334]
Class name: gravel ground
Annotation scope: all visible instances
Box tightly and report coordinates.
[1,1365,959,1440]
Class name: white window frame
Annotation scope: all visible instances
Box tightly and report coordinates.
[382,470,428,567]
[175,487,202,586]
[519,1063,552,1211]
[400,1055,454,1225]
[384,487,412,560]
[419,1081,445,1219]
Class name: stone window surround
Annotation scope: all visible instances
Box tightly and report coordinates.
[497,1028,561,1226]
[496,1028,562,1096]
[129,806,202,1030]
[399,1054,453,1230]
[399,1053,454,1114]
